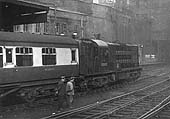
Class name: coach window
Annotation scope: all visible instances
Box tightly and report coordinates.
[16,47,33,66]
[42,48,56,65]
[71,49,76,63]
[0,47,3,67]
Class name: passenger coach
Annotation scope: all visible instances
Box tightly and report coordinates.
[0,31,79,102]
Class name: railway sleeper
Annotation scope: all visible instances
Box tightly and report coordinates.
[116,111,133,115]
[81,111,98,115]
[87,110,102,113]
[70,114,87,118]
[0,87,21,98]
[0,87,22,106]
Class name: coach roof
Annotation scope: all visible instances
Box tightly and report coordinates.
[0,31,77,45]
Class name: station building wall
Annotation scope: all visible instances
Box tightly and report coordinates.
[13,0,135,44]
[86,3,117,42]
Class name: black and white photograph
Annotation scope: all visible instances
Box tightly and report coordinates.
[0,0,170,119]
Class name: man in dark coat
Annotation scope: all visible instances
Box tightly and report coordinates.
[57,76,67,112]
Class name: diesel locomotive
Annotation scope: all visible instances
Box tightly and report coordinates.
[0,31,141,102]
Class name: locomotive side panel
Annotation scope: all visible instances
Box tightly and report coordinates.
[78,39,115,89]
[79,39,110,76]
[92,40,109,74]
[79,39,96,75]
[97,47,109,72]
[131,45,139,67]
[115,44,141,80]
[108,43,119,71]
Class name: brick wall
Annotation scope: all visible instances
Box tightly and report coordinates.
[17,0,135,43]
[86,4,117,42]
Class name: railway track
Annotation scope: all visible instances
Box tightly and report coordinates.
[97,84,170,119]
[139,95,170,119]
[0,76,149,113]
[1,66,169,119]
[41,76,170,119]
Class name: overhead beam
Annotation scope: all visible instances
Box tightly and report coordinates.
[0,0,49,11]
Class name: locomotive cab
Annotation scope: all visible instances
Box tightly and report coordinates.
[78,38,111,88]
[78,38,109,75]
[92,39,109,73]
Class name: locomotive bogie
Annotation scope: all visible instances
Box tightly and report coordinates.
[87,74,116,88]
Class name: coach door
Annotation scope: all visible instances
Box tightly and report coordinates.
[4,47,15,68]
[6,48,13,63]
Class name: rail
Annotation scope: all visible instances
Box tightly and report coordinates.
[41,77,170,119]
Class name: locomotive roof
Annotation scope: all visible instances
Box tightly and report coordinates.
[107,42,120,46]
[0,31,78,47]
[108,42,138,47]
[92,39,108,47]
[126,44,138,47]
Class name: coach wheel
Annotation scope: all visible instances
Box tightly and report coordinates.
[23,90,37,103]
[24,93,36,103]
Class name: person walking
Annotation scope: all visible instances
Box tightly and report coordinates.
[56,76,67,112]
[66,77,75,108]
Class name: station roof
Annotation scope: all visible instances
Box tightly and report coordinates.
[1,0,49,12]
[1,0,49,25]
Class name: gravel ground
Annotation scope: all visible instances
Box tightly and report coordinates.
[0,64,169,119]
